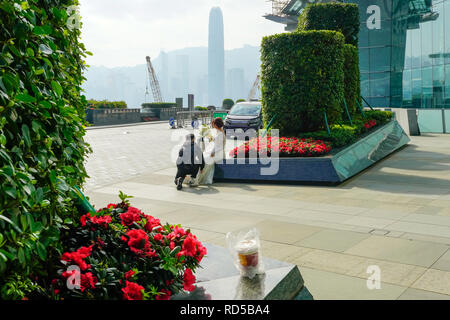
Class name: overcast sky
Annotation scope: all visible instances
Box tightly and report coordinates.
[79,0,285,68]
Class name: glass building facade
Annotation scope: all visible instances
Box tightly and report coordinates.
[265,0,450,109]
[357,0,450,108]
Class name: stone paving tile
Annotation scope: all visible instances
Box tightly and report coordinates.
[342,216,396,229]
[388,221,450,239]
[299,267,407,300]
[411,269,450,296]
[345,259,427,287]
[252,220,322,245]
[294,229,370,253]
[290,249,368,275]
[430,250,450,272]
[398,288,450,300]
[344,235,449,267]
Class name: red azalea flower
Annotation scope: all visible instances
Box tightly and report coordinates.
[125,229,156,258]
[124,270,135,280]
[122,281,145,300]
[107,203,117,209]
[143,215,161,232]
[182,233,198,257]
[183,269,196,292]
[156,288,172,300]
[61,245,93,271]
[120,209,141,226]
[153,233,163,242]
[80,272,97,292]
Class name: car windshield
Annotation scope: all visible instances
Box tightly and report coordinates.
[229,104,261,116]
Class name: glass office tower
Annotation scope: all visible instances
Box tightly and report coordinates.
[265,0,450,109]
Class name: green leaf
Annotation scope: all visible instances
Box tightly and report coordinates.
[33,25,52,35]
[0,134,6,146]
[4,187,17,199]
[0,214,22,233]
[39,100,51,109]
[18,248,25,264]
[51,80,62,97]
[0,249,15,260]
[16,93,36,103]
[37,242,47,260]
[22,124,31,146]
[26,48,34,57]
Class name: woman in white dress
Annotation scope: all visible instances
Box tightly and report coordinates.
[196,117,226,185]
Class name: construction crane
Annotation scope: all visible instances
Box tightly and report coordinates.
[247,74,261,101]
[145,56,163,103]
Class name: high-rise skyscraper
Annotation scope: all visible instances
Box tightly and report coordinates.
[208,7,225,108]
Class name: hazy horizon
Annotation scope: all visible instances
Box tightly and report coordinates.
[79,0,284,68]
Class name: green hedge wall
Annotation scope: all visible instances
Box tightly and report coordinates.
[298,3,360,46]
[87,99,127,109]
[0,0,90,298]
[343,44,361,116]
[261,31,345,134]
[141,102,177,109]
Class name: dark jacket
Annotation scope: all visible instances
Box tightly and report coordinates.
[176,141,205,171]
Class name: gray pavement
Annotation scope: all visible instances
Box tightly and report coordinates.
[84,124,450,300]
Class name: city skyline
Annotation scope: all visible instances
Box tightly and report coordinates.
[78,0,284,68]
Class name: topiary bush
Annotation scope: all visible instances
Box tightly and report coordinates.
[343,44,361,116]
[261,30,345,135]
[0,0,91,299]
[298,2,360,46]
[222,98,234,110]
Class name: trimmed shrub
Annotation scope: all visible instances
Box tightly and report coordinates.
[194,106,208,111]
[261,31,345,135]
[222,99,234,110]
[87,99,127,109]
[0,0,91,298]
[343,44,361,116]
[141,102,177,109]
[298,111,394,148]
[235,99,246,104]
[298,3,360,46]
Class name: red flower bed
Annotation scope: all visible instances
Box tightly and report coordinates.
[50,193,206,300]
[364,119,377,129]
[229,137,331,158]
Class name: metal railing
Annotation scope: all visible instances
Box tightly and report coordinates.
[175,111,214,128]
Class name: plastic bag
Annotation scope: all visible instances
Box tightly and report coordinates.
[226,228,265,279]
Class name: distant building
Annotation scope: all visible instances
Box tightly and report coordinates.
[226,68,246,101]
[160,51,169,101]
[176,54,189,100]
[208,7,225,108]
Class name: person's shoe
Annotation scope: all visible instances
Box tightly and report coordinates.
[187,178,198,187]
[174,177,179,186]
[177,178,183,190]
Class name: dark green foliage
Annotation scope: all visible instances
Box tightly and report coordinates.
[298,2,360,46]
[298,111,393,148]
[87,99,127,109]
[141,102,177,109]
[0,0,90,299]
[364,110,393,124]
[194,106,208,111]
[222,99,234,110]
[342,44,361,116]
[235,99,246,104]
[261,31,345,135]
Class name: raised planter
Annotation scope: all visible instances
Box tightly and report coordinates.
[214,120,410,185]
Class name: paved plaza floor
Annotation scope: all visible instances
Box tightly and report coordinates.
[84,123,450,300]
